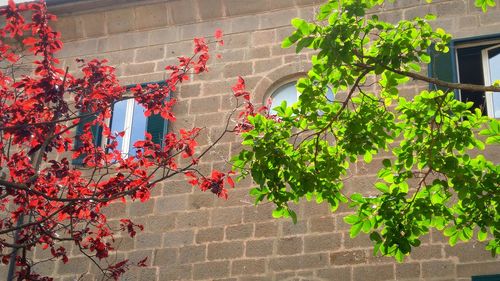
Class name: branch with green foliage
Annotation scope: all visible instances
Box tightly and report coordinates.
[233,0,500,262]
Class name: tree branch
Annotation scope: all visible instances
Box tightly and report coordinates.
[354,61,500,93]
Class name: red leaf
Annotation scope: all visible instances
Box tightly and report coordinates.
[227,176,235,188]
[137,257,148,267]
[214,29,223,40]
[184,171,199,186]
[22,37,37,46]
[8,0,16,10]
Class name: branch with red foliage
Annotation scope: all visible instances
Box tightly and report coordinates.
[0,0,250,280]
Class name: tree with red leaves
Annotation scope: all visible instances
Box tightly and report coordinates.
[0,0,250,279]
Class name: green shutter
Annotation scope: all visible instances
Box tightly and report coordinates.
[472,274,500,281]
[428,42,458,97]
[146,113,167,145]
[72,113,102,165]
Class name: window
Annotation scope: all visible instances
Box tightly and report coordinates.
[429,35,500,118]
[73,84,168,165]
[269,81,334,114]
[109,99,167,157]
[472,274,500,281]
[482,44,500,118]
[269,82,298,115]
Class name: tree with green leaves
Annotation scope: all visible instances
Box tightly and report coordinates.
[233,0,500,262]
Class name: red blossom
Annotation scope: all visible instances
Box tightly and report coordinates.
[214,29,224,46]
[0,1,244,279]
[232,77,258,133]
[214,29,223,40]
[119,219,144,238]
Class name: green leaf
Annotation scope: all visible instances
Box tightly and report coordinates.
[344,214,360,225]
[459,227,473,241]
[420,53,431,63]
[362,220,372,233]
[443,226,457,237]
[272,208,284,218]
[424,13,436,20]
[351,193,365,203]
[373,241,382,256]
[291,18,310,35]
[282,37,294,48]
[289,209,298,224]
[281,32,302,48]
[449,233,458,246]
[350,222,363,238]
[395,249,405,262]
[478,229,488,242]
[235,0,500,263]
[375,182,389,193]
[475,0,496,12]
[364,151,373,163]
[249,188,261,197]
[296,37,314,53]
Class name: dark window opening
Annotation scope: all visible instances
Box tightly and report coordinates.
[456,41,500,118]
[457,45,487,115]
[430,35,500,118]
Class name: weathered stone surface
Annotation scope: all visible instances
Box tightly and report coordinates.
[304,233,341,253]
[245,239,274,257]
[193,261,230,280]
[208,241,244,260]
[331,250,367,265]
[231,259,266,276]
[134,3,168,30]
[42,1,500,280]
[277,236,303,255]
[106,8,135,34]
[353,264,394,281]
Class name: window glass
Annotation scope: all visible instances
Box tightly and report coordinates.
[270,82,298,114]
[269,81,335,115]
[129,101,148,156]
[110,99,127,153]
[111,99,148,157]
[326,87,334,102]
[485,46,500,117]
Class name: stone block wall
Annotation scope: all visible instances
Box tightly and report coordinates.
[1,0,500,280]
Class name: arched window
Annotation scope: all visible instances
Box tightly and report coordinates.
[269,82,298,114]
[269,81,334,114]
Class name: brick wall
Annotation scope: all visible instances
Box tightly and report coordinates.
[2,0,500,280]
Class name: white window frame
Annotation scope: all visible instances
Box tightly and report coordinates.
[110,99,147,157]
[481,44,500,118]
